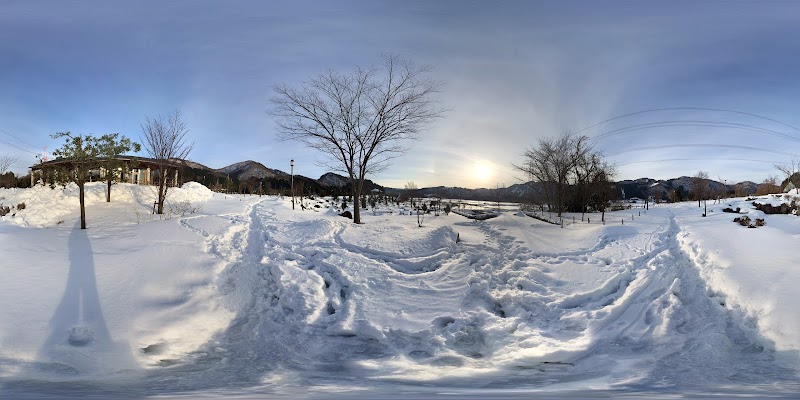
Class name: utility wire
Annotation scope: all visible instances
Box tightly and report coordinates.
[616,157,778,167]
[0,138,38,155]
[0,128,38,150]
[589,120,800,144]
[575,107,800,136]
[606,143,800,158]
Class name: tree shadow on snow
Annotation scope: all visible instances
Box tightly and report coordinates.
[36,221,136,376]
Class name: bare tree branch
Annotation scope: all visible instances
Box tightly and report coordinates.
[0,155,17,175]
[270,55,444,223]
[775,158,799,193]
[140,109,193,214]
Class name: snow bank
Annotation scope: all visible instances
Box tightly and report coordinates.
[1,190,798,397]
[0,182,214,227]
[674,199,800,368]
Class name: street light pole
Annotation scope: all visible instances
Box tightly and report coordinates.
[291,159,295,210]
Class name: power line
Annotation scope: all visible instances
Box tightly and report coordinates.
[616,157,778,167]
[575,107,800,136]
[0,128,38,150]
[589,120,800,144]
[606,143,800,158]
[0,138,38,155]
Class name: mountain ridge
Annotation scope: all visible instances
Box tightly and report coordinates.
[206,160,775,200]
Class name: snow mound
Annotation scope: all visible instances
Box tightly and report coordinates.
[180,181,214,200]
[0,182,214,227]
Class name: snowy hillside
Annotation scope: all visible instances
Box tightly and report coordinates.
[216,160,287,180]
[317,172,350,188]
[0,183,798,398]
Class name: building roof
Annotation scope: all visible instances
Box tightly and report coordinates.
[31,156,184,171]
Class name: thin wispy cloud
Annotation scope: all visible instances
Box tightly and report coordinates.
[1,1,798,186]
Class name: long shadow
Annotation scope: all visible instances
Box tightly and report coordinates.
[0,223,146,399]
[37,222,134,374]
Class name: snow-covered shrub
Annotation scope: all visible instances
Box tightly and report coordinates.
[167,200,203,218]
[0,205,9,217]
[16,202,25,210]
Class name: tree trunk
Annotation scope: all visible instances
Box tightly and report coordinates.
[352,185,362,224]
[106,176,112,202]
[79,182,87,229]
[157,169,166,214]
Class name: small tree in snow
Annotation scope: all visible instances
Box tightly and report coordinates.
[95,133,140,203]
[140,109,193,215]
[50,132,100,229]
[691,171,710,213]
[0,155,16,175]
[775,158,799,194]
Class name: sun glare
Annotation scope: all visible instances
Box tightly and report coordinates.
[474,160,493,182]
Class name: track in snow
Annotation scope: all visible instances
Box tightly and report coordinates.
[4,200,797,398]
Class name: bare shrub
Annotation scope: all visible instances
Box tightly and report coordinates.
[166,200,203,218]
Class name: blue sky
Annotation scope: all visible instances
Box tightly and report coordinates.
[2,1,800,188]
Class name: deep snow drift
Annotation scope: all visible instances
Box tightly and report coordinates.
[0,183,798,398]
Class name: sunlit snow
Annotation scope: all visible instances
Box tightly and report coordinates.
[0,182,798,398]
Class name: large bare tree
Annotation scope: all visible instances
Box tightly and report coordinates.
[514,131,582,217]
[270,55,442,224]
[140,109,193,215]
[515,131,615,219]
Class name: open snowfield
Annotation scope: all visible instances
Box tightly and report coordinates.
[1,182,798,399]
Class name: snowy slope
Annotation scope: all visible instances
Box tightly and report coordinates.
[216,160,287,180]
[0,185,798,398]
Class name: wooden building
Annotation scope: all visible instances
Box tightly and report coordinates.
[30,156,183,187]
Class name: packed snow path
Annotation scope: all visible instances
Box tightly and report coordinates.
[149,198,798,396]
[1,186,798,398]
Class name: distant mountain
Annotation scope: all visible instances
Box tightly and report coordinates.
[380,177,768,203]
[318,172,349,188]
[216,160,288,181]
[188,159,771,200]
[204,162,384,195]
[316,172,385,193]
[382,182,544,202]
[615,176,766,201]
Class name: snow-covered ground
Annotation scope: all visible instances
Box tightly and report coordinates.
[0,183,798,398]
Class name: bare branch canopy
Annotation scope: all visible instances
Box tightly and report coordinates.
[269,55,444,224]
[140,109,193,215]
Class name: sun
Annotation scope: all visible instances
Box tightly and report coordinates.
[473,159,493,182]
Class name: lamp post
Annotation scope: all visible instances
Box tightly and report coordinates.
[290,159,295,210]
